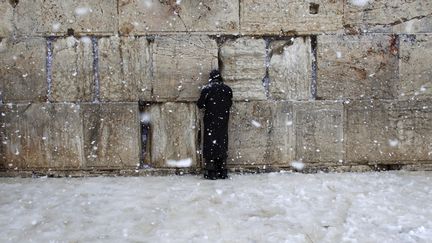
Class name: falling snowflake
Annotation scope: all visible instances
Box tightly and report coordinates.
[251,120,262,128]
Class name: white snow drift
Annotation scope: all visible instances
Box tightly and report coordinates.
[1,171,432,242]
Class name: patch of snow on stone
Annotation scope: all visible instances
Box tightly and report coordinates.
[350,0,370,7]
[74,7,92,16]
[166,158,192,168]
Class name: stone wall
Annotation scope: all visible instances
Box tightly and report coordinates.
[1,0,431,173]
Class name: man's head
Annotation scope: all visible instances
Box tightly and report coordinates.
[209,69,222,83]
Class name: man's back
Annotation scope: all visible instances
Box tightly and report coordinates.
[197,70,233,180]
[198,82,232,117]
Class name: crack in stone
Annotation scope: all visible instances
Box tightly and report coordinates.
[46,37,54,103]
[369,14,432,27]
[263,38,271,99]
[311,35,318,100]
[92,37,100,103]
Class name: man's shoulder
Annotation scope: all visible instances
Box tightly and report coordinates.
[222,83,233,93]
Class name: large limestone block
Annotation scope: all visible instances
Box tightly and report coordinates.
[294,101,344,163]
[0,1,13,37]
[82,103,140,168]
[346,100,432,163]
[228,101,295,165]
[399,34,432,99]
[220,38,266,101]
[269,37,313,100]
[152,35,218,101]
[345,0,432,33]
[317,34,398,100]
[40,0,117,35]
[99,36,152,101]
[119,0,239,35]
[0,38,46,102]
[147,103,199,168]
[98,37,122,102]
[51,36,93,102]
[0,103,84,169]
[240,0,343,34]
[13,0,44,37]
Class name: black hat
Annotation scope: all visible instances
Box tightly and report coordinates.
[209,69,221,79]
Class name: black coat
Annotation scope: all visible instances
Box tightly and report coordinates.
[197,80,233,160]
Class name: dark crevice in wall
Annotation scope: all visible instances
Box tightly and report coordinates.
[391,34,400,99]
[371,164,403,171]
[238,0,241,33]
[214,36,225,72]
[146,36,155,99]
[8,0,18,8]
[263,38,271,99]
[92,37,100,103]
[46,37,54,102]
[310,35,318,100]
[67,28,75,37]
[139,101,151,168]
[309,3,319,15]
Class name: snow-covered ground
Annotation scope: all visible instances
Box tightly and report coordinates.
[1,171,432,242]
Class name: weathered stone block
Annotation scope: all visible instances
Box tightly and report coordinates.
[119,0,239,35]
[98,37,121,102]
[269,37,313,100]
[345,100,432,163]
[40,0,117,35]
[147,103,199,168]
[0,103,84,169]
[0,1,13,38]
[392,16,432,34]
[51,36,93,102]
[317,34,398,100]
[220,38,266,101]
[99,36,152,102]
[399,34,432,99]
[13,0,44,37]
[0,38,47,102]
[82,103,140,168]
[120,36,152,101]
[228,101,295,165]
[345,0,432,33]
[240,0,343,34]
[294,101,344,163]
[152,35,218,101]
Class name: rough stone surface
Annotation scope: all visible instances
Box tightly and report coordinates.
[294,101,344,163]
[13,0,44,38]
[240,0,343,34]
[392,16,432,34]
[269,37,312,100]
[228,101,295,165]
[0,1,13,38]
[98,37,122,102]
[118,0,239,35]
[82,103,140,168]
[345,0,432,33]
[0,103,83,169]
[147,103,199,168]
[152,35,218,101]
[51,36,93,102]
[345,100,432,163]
[0,38,46,102]
[120,36,152,101]
[317,34,398,100]
[99,36,152,102]
[399,34,432,99]
[40,0,117,35]
[220,38,266,101]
